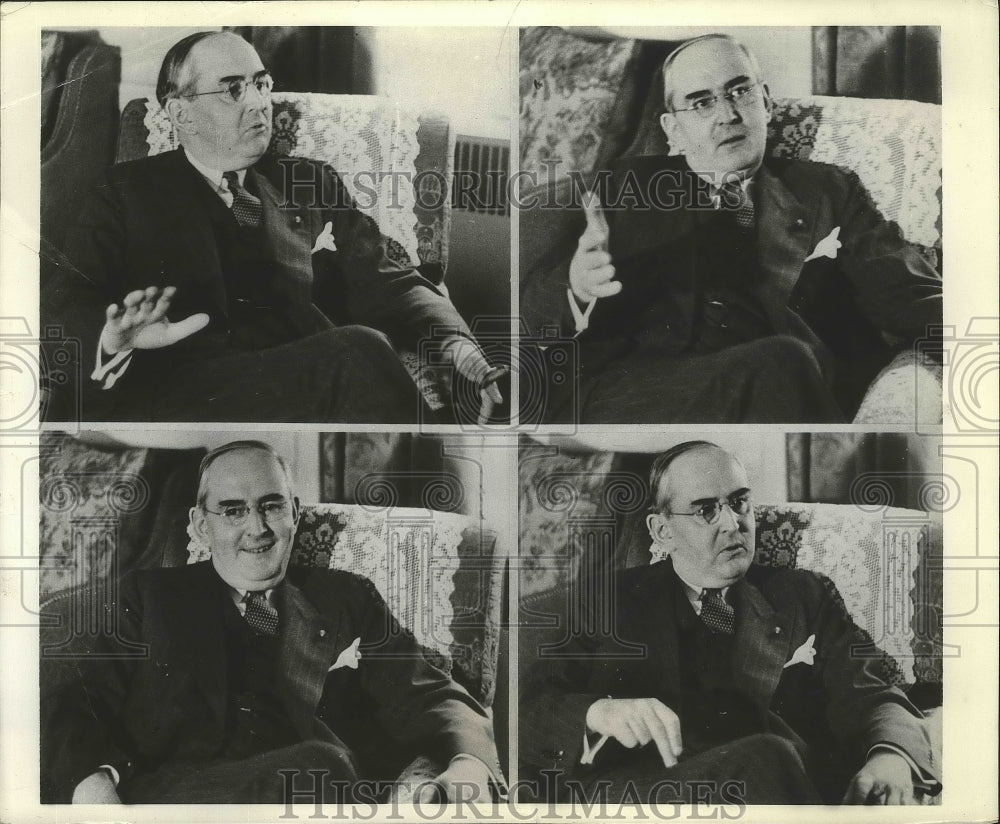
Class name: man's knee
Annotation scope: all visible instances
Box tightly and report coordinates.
[334,325,394,354]
[738,733,808,772]
[751,335,822,375]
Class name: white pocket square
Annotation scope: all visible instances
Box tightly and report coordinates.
[312,221,338,253]
[783,634,817,669]
[804,226,841,263]
[329,637,361,671]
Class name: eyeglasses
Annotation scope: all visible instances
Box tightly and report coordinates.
[203,499,291,527]
[668,82,760,119]
[183,71,274,105]
[670,493,753,526]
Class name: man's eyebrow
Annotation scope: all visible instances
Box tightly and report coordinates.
[215,69,269,84]
[683,75,752,100]
[214,493,287,506]
[686,487,751,506]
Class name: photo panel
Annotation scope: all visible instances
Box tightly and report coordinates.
[517,26,943,427]
[518,431,944,808]
[37,429,513,806]
[37,25,512,428]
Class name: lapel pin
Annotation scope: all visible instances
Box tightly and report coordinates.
[294,215,302,225]
[318,629,326,638]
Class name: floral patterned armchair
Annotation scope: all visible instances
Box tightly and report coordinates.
[38,434,506,800]
[519,26,943,424]
[115,92,457,409]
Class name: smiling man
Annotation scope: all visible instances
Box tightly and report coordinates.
[43,441,501,805]
[44,31,501,423]
[521,441,940,805]
[522,34,941,423]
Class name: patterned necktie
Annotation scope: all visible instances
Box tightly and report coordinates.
[699,588,735,635]
[223,171,263,228]
[244,590,279,636]
[719,182,755,232]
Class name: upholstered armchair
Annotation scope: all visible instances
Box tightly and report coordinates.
[519,27,943,424]
[113,93,457,409]
[38,434,506,801]
[518,448,943,801]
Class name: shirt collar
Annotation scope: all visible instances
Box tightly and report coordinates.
[672,565,731,611]
[228,586,276,614]
[183,148,247,192]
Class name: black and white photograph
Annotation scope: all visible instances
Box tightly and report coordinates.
[0,3,997,824]
[518,432,944,805]
[37,431,511,805]
[38,25,512,425]
[519,26,944,425]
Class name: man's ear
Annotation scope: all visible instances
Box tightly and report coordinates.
[761,83,774,124]
[659,112,683,154]
[646,511,673,547]
[189,505,209,544]
[290,496,302,529]
[165,98,196,136]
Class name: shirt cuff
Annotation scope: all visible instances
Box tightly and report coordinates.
[580,731,609,765]
[91,340,133,389]
[868,744,940,794]
[566,288,597,335]
[97,764,120,787]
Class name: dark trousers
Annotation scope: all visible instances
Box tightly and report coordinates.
[120,740,361,804]
[574,733,822,806]
[578,335,846,423]
[85,326,432,424]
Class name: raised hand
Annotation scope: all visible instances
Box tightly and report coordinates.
[586,697,683,768]
[100,286,210,355]
[568,191,619,304]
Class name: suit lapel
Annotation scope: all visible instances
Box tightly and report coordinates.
[753,163,819,333]
[161,562,229,726]
[155,150,231,318]
[634,562,684,702]
[248,163,335,335]
[277,573,343,739]
[731,575,797,710]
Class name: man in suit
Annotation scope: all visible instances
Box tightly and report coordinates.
[520,441,940,805]
[44,441,501,804]
[520,34,941,423]
[43,31,502,423]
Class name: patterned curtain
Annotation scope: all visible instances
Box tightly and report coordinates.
[226,27,372,94]
[812,27,941,104]
[786,433,941,511]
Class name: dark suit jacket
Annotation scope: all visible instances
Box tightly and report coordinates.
[520,560,936,796]
[42,562,498,802]
[43,149,470,417]
[521,156,942,401]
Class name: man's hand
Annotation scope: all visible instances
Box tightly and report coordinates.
[842,751,915,805]
[100,286,210,355]
[568,192,619,304]
[418,755,492,804]
[71,770,121,804]
[586,697,683,768]
[440,336,503,425]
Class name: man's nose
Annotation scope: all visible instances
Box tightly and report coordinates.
[715,97,742,124]
[244,506,269,533]
[720,503,743,531]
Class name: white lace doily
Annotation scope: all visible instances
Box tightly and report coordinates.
[772,96,941,249]
[143,93,422,264]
